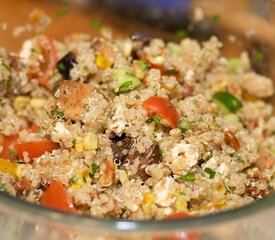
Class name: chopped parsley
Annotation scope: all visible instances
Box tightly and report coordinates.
[255,51,263,62]
[56,9,68,17]
[162,69,178,75]
[139,60,149,70]
[178,117,190,134]
[51,107,65,119]
[70,176,79,184]
[90,21,102,30]
[177,172,196,182]
[57,62,66,72]
[1,63,11,73]
[204,167,216,179]
[212,14,221,21]
[9,150,16,159]
[89,163,99,179]
[175,29,188,38]
[0,183,4,191]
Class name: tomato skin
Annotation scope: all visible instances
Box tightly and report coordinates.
[41,181,76,213]
[37,35,58,87]
[144,96,179,128]
[15,141,57,161]
[165,212,191,220]
[0,124,40,160]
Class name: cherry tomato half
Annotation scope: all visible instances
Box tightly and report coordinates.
[40,181,76,213]
[144,96,179,128]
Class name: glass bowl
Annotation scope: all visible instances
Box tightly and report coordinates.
[0,0,274,239]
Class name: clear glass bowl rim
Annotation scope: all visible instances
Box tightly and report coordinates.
[0,191,274,232]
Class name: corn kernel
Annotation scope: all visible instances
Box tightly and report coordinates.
[83,133,98,151]
[13,96,30,111]
[174,193,188,212]
[71,184,81,190]
[30,98,47,108]
[0,158,17,176]
[16,164,24,179]
[142,193,154,215]
[74,140,84,153]
[96,53,112,69]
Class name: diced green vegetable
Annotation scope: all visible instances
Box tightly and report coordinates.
[57,62,66,72]
[213,92,243,113]
[255,51,263,62]
[0,183,4,191]
[111,68,141,93]
[178,118,190,134]
[228,58,241,74]
[177,172,196,182]
[223,113,240,123]
[204,167,216,179]
[51,107,65,118]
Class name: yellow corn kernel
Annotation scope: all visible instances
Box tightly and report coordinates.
[95,53,112,69]
[16,164,24,179]
[30,98,47,108]
[142,193,154,215]
[74,140,84,153]
[13,96,30,111]
[83,133,98,151]
[211,80,228,92]
[174,192,188,212]
[71,184,81,190]
[242,90,259,102]
[0,158,17,176]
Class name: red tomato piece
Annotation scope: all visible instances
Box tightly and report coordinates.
[40,181,76,213]
[165,212,191,220]
[144,96,179,128]
[15,140,57,161]
[37,35,58,87]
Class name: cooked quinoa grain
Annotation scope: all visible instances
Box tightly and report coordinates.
[0,33,274,219]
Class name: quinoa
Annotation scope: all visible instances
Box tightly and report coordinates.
[0,32,274,220]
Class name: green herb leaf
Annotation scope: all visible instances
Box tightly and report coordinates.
[177,172,196,182]
[0,183,4,191]
[213,91,243,113]
[1,63,11,73]
[139,60,149,70]
[91,163,99,174]
[70,176,78,184]
[204,167,216,179]
[212,14,221,21]
[56,9,68,17]
[10,150,16,159]
[51,107,65,118]
[57,62,66,71]
[255,51,263,62]
[175,29,188,38]
[90,21,102,30]
[162,69,178,75]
